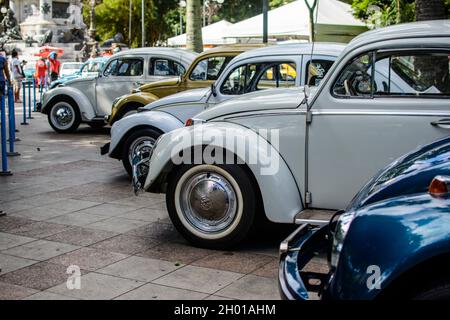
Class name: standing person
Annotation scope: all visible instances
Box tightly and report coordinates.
[9,49,23,102]
[35,57,47,92]
[0,50,11,99]
[48,51,60,83]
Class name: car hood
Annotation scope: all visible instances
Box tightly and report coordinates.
[139,77,181,91]
[142,87,210,111]
[347,136,450,212]
[196,87,307,121]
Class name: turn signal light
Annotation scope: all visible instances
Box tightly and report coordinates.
[185,118,193,127]
[429,176,450,196]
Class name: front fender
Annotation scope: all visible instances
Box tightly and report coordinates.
[144,122,303,223]
[109,92,159,125]
[42,86,96,121]
[329,194,450,300]
[109,110,184,158]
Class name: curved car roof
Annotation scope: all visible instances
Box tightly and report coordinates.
[110,47,198,65]
[346,20,450,53]
[232,42,346,62]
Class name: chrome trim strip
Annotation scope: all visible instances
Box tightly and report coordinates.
[312,110,450,117]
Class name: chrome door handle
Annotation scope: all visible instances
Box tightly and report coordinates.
[431,119,450,128]
[134,81,144,86]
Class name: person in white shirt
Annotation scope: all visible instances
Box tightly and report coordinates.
[10,49,23,102]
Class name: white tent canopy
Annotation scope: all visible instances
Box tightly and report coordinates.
[224,0,366,42]
[168,20,234,47]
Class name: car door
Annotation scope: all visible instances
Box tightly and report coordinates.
[185,55,235,91]
[307,46,450,210]
[148,56,186,83]
[95,56,145,116]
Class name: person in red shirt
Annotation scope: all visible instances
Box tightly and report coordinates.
[35,57,47,91]
[48,51,60,83]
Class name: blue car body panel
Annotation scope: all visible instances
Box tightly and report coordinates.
[279,135,450,300]
[330,193,450,300]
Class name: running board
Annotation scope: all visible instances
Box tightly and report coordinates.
[294,209,335,226]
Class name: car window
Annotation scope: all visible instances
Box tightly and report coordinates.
[190,56,231,81]
[256,63,297,90]
[373,52,450,97]
[149,58,185,76]
[115,58,143,76]
[103,59,118,76]
[221,63,263,95]
[333,53,374,97]
[306,59,335,86]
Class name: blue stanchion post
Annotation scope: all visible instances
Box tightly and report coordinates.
[21,81,27,125]
[0,89,12,176]
[33,78,36,112]
[7,84,19,157]
[27,80,33,119]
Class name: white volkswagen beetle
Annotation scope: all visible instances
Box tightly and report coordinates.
[104,43,345,176]
[40,48,197,133]
[136,21,450,249]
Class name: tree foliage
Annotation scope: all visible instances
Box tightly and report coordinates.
[351,0,450,27]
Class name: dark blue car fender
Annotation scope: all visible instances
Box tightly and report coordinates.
[329,194,450,300]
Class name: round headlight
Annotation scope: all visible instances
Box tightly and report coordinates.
[331,211,356,268]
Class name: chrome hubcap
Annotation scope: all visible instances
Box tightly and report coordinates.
[129,136,155,175]
[180,172,237,233]
[51,103,74,129]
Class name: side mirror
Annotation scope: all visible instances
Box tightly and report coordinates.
[211,83,217,97]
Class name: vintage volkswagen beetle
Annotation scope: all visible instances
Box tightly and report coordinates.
[279,135,450,300]
[107,45,263,125]
[103,43,343,176]
[136,21,450,248]
[40,48,197,133]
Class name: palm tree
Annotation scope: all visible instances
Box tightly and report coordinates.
[186,0,203,53]
[415,0,447,21]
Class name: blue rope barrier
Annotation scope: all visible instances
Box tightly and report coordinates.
[7,85,19,157]
[27,80,33,119]
[0,87,12,176]
[21,81,27,125]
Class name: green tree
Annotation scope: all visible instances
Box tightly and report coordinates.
[186,0,203,53]
[91,0,179,47]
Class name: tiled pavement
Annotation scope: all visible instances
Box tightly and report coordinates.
[0,104,316,300]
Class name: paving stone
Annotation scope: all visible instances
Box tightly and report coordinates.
[88,217,149,233]
[47,272,144,300]
[47,247,128,271]
[0,201,35,214]
[0,216,35,232]
[0,253,38,275]
[126,221,186,243]
[115,283,208,300]
[12,206,67,221]
[252,257,278,278]
[205,295,233,300]
[108,196,165,209]
[192,251,273,274]
[77,192,132,203]
[24,291,79,300]
[46,212,109,227]
[120,207,167,222]
[0,262,74,290]
[138,242,214,264]
[45,199,102,213]
[215,275,280,300]
[7,221,71,239]
[75,203,137,217]
[0,232,36,250]
[2,240,80,261]
[90,234,159,255]
[0,281,38,300]
[98,256,182,282]
[153,265,243,294]
[45,227,118,246]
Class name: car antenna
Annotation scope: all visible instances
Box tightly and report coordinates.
[305,0,319,111]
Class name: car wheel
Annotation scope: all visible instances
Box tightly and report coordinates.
[166,164,256,249]
[48,98,81,133]
[122,127,161,177]
[117,104,142,122]
[413,282,450,300]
